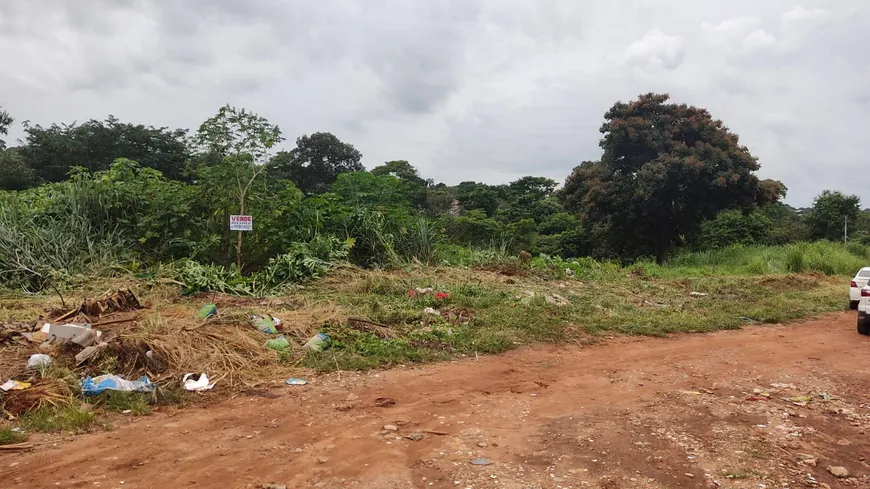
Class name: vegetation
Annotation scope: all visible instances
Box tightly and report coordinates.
[0,96,866,294]
[561,94,784,263]
[0,426,27,445]
[19,402,97,433]
[297,262,846,371]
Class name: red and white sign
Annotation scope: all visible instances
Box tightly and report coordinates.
[229,215,253,231]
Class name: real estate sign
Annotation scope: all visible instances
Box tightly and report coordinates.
[229,215,253,231]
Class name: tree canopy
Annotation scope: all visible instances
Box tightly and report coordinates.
[20,116,191,184]
[269,132,363,194]
[0,107,13,151]
[807,190,860,242]
[561,93,782,263]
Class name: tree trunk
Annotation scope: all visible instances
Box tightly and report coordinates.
[236,231,243,271]
[656,233,672,265]
[236,198,245,272]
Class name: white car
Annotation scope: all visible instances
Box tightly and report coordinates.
[859,285,870,335]
[850,267,870,309]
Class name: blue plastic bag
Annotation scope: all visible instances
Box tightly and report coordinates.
[82,374,154,396]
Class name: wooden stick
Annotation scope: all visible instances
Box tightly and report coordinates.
[91,317,138,327]
[54,309,78,322]
[422,430,448,436]
[0,443,33,450]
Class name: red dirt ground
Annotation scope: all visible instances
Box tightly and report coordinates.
[2,312,870,489]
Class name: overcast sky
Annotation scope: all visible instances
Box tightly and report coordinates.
[1,1,866,206]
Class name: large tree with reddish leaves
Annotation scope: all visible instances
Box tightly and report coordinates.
[562,93,784,263]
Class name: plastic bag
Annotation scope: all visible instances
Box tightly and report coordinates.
[82,374,154,395]
[183,373,216,391]
[26,354,52,368]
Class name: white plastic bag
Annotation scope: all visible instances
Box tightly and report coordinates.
[183,373,216,391]
[26,354,52,368]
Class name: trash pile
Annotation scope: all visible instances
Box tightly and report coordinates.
[194,302,332,355]
[0,290,156,414]
[1,290,330,419]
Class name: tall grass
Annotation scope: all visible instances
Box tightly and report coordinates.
[0,202,130,292]
[397,218,440,265]
[436,243,514,268]
[664,241,868,277]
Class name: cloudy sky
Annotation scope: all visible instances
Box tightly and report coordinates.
[0,0,866,206]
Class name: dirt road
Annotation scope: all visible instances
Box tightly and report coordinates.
[2,312,869,489]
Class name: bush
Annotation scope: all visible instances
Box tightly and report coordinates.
[173,235,350,296]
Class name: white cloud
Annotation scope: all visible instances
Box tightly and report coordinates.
[0,0,866,205]
[742,29,777,49]
[624,30,686,71]
[781,5,829,30]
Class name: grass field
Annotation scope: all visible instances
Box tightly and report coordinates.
[0,242,861,437]
[295,265,847,371]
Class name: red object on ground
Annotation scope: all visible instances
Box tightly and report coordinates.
[435,292,449,300]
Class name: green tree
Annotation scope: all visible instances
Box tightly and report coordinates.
[0,148,38,191]
[194,105,284,269]
[806,190,860,242]
[760,203,810,245]
[371,160,429,209]
[455,181,500,217]
[0,107,13,150]
[270,132,363,194]
[504,176,558,221]
[442,209,504,246]
[853,209,870,245]
[698,209,772,249]
[332,172,410,209]
[371,160,425,186]
[562,93,781,263]
[422,183,458,216]
[21,116,191,183]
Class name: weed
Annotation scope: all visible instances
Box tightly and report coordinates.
[668,241,865,276]
[95,391,152,416]
[153,383,188,407]
[0,427,27,445]
[20,402,97,433]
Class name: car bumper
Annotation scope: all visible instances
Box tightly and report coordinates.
[851,289,861,301]
[860,311,870,325]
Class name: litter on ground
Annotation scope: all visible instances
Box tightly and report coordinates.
[82,375,155,395]
[183,373,216,391]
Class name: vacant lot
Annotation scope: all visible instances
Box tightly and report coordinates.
[1,311,868,489]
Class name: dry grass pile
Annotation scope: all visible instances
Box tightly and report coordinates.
[115,302,346,386]
[119,313,282,386]
[0,345,31,380]
[273,304,344,341]
[3,377,73,415]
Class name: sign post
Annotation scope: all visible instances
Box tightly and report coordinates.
[230,215,253,270]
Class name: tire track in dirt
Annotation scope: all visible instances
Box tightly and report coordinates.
[2,312,869,489]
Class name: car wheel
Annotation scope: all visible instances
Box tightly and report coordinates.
[851,300,860,310]
[859,321,870,335]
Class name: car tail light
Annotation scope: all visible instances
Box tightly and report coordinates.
[862,287,870,297]
[851,280,858,287]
